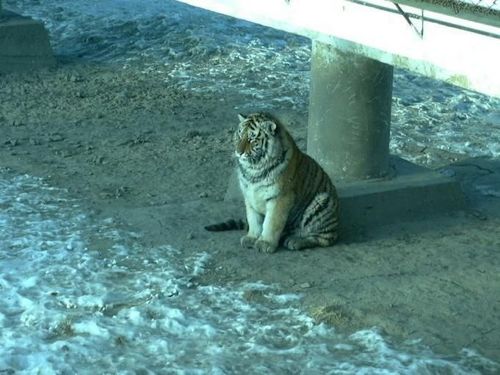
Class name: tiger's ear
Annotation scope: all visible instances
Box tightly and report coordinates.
[263,120,277,135]
[238,113,246,122]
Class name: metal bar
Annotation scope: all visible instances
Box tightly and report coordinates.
[393,2,425,37]
[350,0,499,37]
[387,0,500,28]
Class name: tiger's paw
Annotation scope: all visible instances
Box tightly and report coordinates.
[240,235,257,248]
[255,239,278,254]
[283,236,310,251]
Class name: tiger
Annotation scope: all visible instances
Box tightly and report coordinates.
[206,112,340,253]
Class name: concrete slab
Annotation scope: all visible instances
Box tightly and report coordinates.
[0,10,56,73]
[337,156,466,230]
[225,156,466,231]
[176,0,500,97]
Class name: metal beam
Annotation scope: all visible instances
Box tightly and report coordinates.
[176,0,500,97]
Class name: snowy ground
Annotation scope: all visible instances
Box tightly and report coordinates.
[1,0,500,373]
[1,172,496,373]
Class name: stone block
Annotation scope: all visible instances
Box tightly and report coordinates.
[0,10,56,73]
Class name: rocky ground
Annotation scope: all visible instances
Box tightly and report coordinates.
[1,59,499,367]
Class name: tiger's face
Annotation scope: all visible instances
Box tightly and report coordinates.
[234,113,278,164]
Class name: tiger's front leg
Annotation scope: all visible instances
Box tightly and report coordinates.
[240,201,263,249]
[256,196,293,253]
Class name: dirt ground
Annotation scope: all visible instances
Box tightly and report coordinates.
[1,59,499,364]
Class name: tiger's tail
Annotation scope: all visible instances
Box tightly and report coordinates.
[204,219,247,232]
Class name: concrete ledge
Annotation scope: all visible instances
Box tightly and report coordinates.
[338,156,466,230]
[0,10,56,73]
[225,156,466,231]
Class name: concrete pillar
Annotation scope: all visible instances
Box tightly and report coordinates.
[307,41,393,182]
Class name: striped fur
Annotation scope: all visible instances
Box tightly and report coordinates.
[231,112,339,253]
[205,219,247,232]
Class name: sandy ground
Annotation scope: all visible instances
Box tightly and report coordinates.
[1,59,499,364]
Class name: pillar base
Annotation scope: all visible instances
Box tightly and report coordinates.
[0,10,56,74]
[337,156,465,230]
[224,156,466,231]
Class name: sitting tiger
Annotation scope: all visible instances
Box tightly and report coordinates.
[206,112,340,253]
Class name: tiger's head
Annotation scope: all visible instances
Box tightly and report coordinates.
[234,112,281,164]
